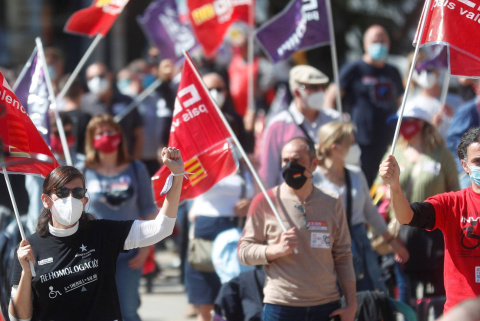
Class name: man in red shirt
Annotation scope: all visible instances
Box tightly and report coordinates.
[379,127,480,312]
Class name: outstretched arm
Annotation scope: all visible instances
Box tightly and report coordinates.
[123,147,184,250]
[379,155,413,224]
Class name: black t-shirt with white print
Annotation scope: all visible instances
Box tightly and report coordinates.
[11,219,134,321]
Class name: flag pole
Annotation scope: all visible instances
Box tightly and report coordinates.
[12,48,38,92]
[56,34,103,103]
[36,38,73,166]
[390,0,432,155]
[246,0,256,121]
[325,0,342,115]
[114,78,163,123]
[440,65,450,107]
[2,165,36,277]
[184,51,297,253]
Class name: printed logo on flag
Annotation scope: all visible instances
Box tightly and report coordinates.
[184,156,207,186]
[255,0,330,63]
[191,0,251,25]
[7,120,31,158]
[94,0,128,14]
[415,0,480,76]
[0,71,59,177]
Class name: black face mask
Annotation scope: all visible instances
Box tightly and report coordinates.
[281,161,308,190]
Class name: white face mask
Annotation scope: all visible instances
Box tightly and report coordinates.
[301,90,324,110]
[344,144,362,166]
[87,76,110,95]
[49,196,84,226]
[209,89,226,108]
[413,70,437,89]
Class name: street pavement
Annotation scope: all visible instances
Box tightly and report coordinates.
[138,249,193,321]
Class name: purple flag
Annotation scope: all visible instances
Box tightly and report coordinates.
[14,51,51,145]
[137,0,197,62]
[415,45,449,72]
[256,0,330,63]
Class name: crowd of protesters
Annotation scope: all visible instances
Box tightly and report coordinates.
[1,23,480,321]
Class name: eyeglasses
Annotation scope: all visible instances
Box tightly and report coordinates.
[209,87,226,92]
[53,187,87,199]
[295,204,309,229]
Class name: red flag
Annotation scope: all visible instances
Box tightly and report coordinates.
[0,72,59,177]
[152,53,238,207]
[64,0,129,37]
[187,0,252,57]
[415,0,480,77]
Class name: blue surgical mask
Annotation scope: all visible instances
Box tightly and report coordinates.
[47,65,56,80]
[368,43,389,62]
[468,164,480,186]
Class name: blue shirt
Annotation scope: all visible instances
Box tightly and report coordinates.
[340,60,404,146]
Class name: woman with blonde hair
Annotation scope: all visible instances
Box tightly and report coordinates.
[314,121,408,293]
[81,114,158,321]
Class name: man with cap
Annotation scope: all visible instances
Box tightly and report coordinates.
[259,65,341,189]
[329,25,404,187]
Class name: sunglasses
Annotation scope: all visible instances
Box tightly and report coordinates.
[53,187,87,199]
[299,84,324,91]
[294,204,309,229]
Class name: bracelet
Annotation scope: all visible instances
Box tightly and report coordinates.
[172,172,194,177]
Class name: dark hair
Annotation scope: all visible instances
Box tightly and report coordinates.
[284,136,316,161]
[457,127,480,161]
[37,166,93,237]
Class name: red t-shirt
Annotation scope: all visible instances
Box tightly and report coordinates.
[426,187,480,311]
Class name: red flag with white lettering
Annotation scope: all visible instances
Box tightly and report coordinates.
[64,0,129,37]
[187,0,252,57]
[152,53,238,207]
[0,72,59,177]
[414,0,480,76]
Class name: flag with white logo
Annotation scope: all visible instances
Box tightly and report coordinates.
[137,0,197,62]
[414,0,480,76]
[14,51,51,145]
[255,0,330,63]
[0,72,59,177]
[152,52,237,207]
[187,0,252,57]
[64,0,129,37]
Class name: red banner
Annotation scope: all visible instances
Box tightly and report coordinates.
[0,72,59,177]
[152,53,237,207]
[187,0,252,57]
[415,0,480,76]
[64,0,129,37]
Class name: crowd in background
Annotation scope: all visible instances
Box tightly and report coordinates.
[1,22,480,321]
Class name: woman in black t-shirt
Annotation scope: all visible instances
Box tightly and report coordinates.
[9,147,184,321]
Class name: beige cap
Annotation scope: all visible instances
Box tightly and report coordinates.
[289,65,329,88]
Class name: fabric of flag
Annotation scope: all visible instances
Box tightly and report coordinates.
[414,0,480,77]
[415,44,448,72]
[152,53,237,207]
[0,72,59,177]
[14,52,51,145]
[64,0,129,37]
[187,0,252,57]
[137,0,197,62]
[255,0,330,63]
